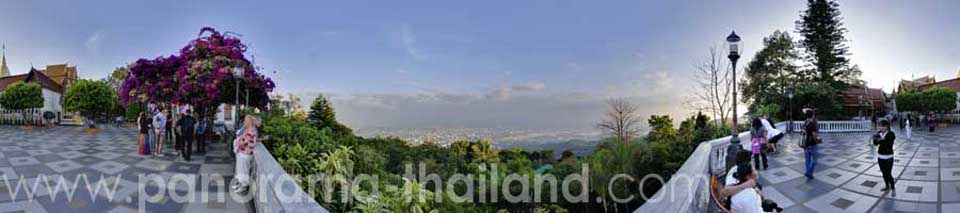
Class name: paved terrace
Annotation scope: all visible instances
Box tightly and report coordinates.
[0,126,250,212]
[761,126,960,212]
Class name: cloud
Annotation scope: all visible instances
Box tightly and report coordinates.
[400,25,426,60]
[511,82,546,91]
[603,71,676,98]
[291,76,690,131]
[85,30,105,55]
[486,82,547,101]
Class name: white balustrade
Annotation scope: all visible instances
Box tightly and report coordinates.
[636,120,871,212]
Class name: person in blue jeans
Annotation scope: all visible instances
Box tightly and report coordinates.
[801,109,819,179]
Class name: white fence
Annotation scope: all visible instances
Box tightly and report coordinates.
[251,143,329,213]
[788,120,872,133]
[0,108,47,126]
[635,120,871,212]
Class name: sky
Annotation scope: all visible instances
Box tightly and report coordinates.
[0,0,957,130]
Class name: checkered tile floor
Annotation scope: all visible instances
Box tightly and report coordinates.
[0,126,250,212]
[758,125,960,213]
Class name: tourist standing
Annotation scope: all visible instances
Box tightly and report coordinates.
[173,110,183,154]
[166,109,175,146]
[148,111,157,156]
[898,113,905,130]
[153,109,167,157]
[233,115,260,193]
[195,119,207,153]
[760,115,784,154]
[873,119,896,191]
[801,109,820,179]
[138,112,152,155]
[905,115,912,139]
[177,110,197,161]
[750,118,768,170]
[928,113,937,132]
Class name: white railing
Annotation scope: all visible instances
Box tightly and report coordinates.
[0,108,45,126]
[636,121,870,213]
[788,120,872,133]
[251,143,329,213]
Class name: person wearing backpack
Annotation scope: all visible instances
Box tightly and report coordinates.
[177,109,197,161]
[750,118,768,170]
[800,109,820,179]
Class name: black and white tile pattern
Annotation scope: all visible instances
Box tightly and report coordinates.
[757,126,960,212]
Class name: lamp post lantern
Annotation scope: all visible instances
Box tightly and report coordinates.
[233,65,244,130]
[725,31,742,171]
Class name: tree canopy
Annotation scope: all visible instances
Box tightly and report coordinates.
[307,94,353,136]
[796,0,859,86]
[0,82,43,110]
[64,79,116,123]
[120,27,275,110]
[741,30,799,119]
[897,87,958,113]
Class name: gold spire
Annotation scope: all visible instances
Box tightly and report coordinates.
[0,44,9,77]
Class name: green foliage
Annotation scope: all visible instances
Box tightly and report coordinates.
[64,79,116,123]
[741,30,798,120]
[795,82,842,119]
[108,66,128,91]
[124,103,145,121]
[0,82,43,110]
[754,104,782,119]
[897,87,958,113]
[645,115,677,142]
[261,99,726,212]
[308,95,353,137]
[796,0,857,86]
[896,90,921,113]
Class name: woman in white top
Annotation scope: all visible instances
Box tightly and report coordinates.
[760,115,784,154]
[731,163,764,213]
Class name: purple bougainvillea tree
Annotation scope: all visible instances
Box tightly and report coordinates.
[120,27,275,116]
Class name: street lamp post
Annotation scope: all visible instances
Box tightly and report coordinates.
[788,88,795,133]
[233,65,243,130]
[725,31,742,171]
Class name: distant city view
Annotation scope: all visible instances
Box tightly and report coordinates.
[356,127,629,156]
[1,0,957,212]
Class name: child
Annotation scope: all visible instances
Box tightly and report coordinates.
[750,118,768,170]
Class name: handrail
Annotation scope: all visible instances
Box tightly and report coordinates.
[788,120,872,133]
[634,123,762,212]
[635,121,869,212]
[251,143,329,213]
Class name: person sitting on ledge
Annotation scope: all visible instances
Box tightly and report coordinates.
[731,162,783,213]
[721,150,755,197]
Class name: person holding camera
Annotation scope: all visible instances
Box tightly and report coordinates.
[873,119,896,191]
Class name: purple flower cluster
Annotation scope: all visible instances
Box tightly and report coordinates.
[120,27,275,109]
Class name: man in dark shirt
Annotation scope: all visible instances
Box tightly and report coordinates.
[177,110,197,161]
[801,109,819,179]
[873,119,896,191]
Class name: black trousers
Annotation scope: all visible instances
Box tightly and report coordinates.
[754,146,768,170]
[878,158,895,188]
[181,136,193,161]
[195,133,206,153]
[768,133,784,144]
